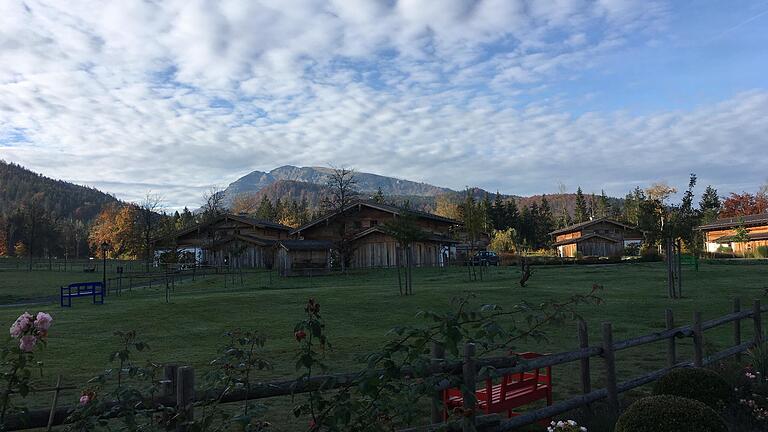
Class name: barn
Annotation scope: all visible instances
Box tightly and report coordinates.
[550,218,643,258]
[154,214,292,268]
[291,200,461,268]
[699,213,768,255]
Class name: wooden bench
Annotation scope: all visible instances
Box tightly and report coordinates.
[443,352,552,420]
[60,282,104,307]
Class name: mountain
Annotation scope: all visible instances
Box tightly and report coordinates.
[223,165,452,205]
[0,160,118,221]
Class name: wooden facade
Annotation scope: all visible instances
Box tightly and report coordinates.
[292,201,460,269]
[699,213,768,255]
[550,218,643,258]
[275,240,333,276]
[154,214,292,268]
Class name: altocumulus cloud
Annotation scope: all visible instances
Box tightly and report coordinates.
[0,0,765,207]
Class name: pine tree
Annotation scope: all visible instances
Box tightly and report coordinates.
[699,186,721,224]
[492,192,505,230]
[598,190,609,218]
[372,187,385,203]
[538,196,555,248]
[256,196,275,221]
[505,199,520,232]
[575,187,588,223]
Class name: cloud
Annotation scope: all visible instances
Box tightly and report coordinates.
[0,0,764,208]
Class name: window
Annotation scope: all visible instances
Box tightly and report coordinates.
[354,221,362,229]
[371,220,378,226]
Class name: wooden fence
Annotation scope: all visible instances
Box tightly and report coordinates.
[4,298,765,432]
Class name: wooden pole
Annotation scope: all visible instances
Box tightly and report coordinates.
[754,300,763,346]
[431,342,446,424]
[577,319,591,395]
[734,298,742,362]
[45,375,62,432]
[665,309,676,368]
[176,366,195,432]
[693,312,703,367]
[602,322,619,420]
[462,343,477,432]
[676,240,683,298]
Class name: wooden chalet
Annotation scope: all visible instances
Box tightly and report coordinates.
[154,214,292,268]
[699,213,768,255]
[291,201,461,268]
[550,218,643,258]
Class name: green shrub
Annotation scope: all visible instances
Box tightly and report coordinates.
[652,367,732,410]
[615,395,727,432]
[639,249,662,262]
[717,245,733,253]
[756,245,768,258]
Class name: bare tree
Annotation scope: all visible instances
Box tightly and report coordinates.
[230,192,260,214]
[325,167,359,273]
[137,192,164,273]
[201,186,227,223]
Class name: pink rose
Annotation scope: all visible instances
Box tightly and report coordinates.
[10,312,33,338]
[19,335,37,352]
[79,394,91,405]
[35,312,53,332]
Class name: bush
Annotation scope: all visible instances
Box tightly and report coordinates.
[639,249,662,262]
[717,245,733,253]
[652,368,732,410]
[757,246,768,259]
[615,395,727,432]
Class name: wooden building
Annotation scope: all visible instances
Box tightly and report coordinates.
[550,218,643,258]
[291,201,461,269]
[275,240,333,276]
[154,214,292,268]
[699,213,768,255]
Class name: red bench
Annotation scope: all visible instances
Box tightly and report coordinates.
[443,352,552,420]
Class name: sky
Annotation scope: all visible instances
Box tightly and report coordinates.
[1,0,767,209]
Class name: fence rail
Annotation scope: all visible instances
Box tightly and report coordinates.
[4,299,765,431]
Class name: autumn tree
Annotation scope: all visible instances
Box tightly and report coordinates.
[88,203,140,259]
[434,195,461,220]
[372,187,385,203]
[231,193,261,214]
[721,192,768,217]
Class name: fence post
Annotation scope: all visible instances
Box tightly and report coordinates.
[734,298,742,362]
[665,309,676,368]
[578,319,591,395]
[754,300,763,346]
[176,366,195,432]
[45,375,63,432]
[602,322,619,420]
[462,343,477,432]
[431,342,446,424]
[693,312,703,367]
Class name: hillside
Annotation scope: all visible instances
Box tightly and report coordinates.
[0,160,118,221]
[223,165,452,205]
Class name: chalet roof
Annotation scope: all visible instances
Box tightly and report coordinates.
[712,232,768,243]
[350,226,460,243]
[552,233,620,247]
[291,200,462,235]
[549,217,637,236]
[278,240,334,251]
[155,213,292,244]
[698,213,768,231]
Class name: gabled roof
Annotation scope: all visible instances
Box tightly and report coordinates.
[712,232,768,243]
[549,217,638,236]
[278,240,334,251]
[699,213,768,231]
[552,233,620,247]
[156,213,292,244]
[291,200,462,235]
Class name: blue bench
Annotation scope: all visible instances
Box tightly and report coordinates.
[60,282,104,307]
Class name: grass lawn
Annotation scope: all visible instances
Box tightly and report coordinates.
[1,261,767,430]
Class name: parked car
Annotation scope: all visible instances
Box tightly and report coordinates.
[470,251,500,266]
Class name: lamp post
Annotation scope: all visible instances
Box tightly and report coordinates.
[100,241,109,294]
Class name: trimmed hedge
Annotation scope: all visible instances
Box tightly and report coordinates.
[615,395,727,432]
[652,367,732,410]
